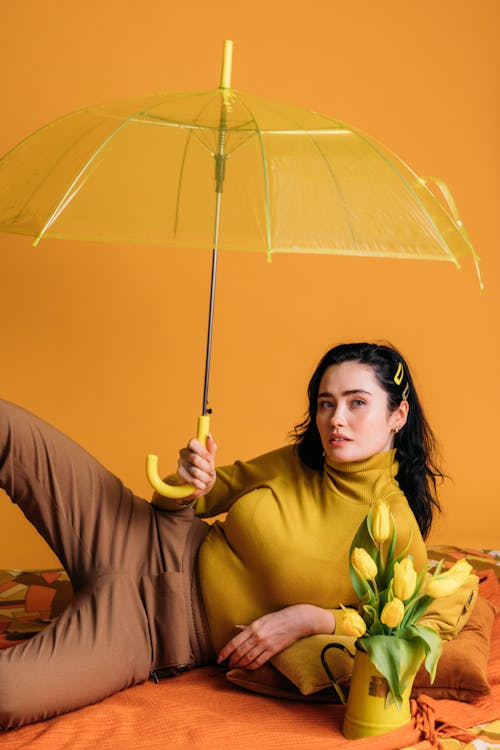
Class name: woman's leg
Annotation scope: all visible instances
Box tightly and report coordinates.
[0,574,151,730]
[0,399,159,584]
[0,399,212,728]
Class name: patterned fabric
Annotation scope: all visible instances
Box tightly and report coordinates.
[0,569,72,649]
[427,545,500,578]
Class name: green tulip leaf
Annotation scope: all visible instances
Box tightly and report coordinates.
[349,519,378,599]
[402,625,442,682]
[349,568,376,603]
[394,526,414,564]
[381,517,398,584]
[366,506,375,545]
[362,604,384,634]
[351,516,377,560]
[400,594,434,630]
[432,559,445,576]
[411,563,432,600]
[360,633,429,709]
[359,635,404,709]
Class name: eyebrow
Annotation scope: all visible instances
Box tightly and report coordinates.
[317,389,373,398]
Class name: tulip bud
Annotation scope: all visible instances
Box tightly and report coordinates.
[340,608,367,638]
[371,500,391,544]
[425,558,474,599]
[351,547,378,580]
[425,574,462,599]
[448,558,473,578]
[380,597,405,628]
[393,557,417,601]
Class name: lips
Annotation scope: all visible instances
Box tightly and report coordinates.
[330,433,352,443]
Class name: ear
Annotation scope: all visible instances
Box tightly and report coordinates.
[391,399,409,431]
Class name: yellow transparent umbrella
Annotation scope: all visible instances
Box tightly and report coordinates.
[0,41,481,498]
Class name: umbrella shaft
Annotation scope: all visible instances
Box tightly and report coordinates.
[202,190,222,416]
[202,92,228,418]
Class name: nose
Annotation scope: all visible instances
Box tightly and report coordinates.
[329,404,346,427]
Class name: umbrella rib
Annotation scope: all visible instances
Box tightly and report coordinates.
[351,131,465,265]
[420,175,483,287]
[218,129,257,158]
[173,129,195,238]
[172,92,223,237]
[129,117,352,136]
[306,134,358,247]
[34,114,145,244]
[3,114,111,236]
[249,98,359,247]
[230,96,273,259]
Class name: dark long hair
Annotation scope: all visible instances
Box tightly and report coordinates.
[292,343,443,538]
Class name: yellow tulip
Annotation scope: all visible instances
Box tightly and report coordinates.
[340,608,367,638]
[448,558,473,578]
[425,575,461,599]
[351,547,378,580]
[425,558,474,599]
[393,557,417,601]
[380,597,405,628]
[371,500,391,544]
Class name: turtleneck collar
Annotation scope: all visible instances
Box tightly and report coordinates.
[324,449,400,506]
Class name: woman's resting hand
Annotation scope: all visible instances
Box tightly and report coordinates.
[217,605,336,670]
[176,435,217,499]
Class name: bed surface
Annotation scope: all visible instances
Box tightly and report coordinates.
[0,546,499,750]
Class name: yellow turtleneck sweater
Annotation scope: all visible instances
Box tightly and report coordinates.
[193,446,427,652]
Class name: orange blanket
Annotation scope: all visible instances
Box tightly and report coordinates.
[0,569,499,750]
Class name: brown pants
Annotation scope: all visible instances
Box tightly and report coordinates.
[0,400,214,730]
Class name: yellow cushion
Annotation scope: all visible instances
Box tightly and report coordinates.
[226,595,495,703]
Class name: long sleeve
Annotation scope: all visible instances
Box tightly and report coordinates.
[194,445,310,517]
[151,445,306,514]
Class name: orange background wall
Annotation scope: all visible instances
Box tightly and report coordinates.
[0,0,498,567]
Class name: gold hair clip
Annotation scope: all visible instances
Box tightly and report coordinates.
[402,382,410,400]
[394,362,404,385]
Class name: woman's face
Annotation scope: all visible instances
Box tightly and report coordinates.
[315,361,407,464]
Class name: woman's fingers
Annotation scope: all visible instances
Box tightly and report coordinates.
[217,606,326,669]
[217,621,279,669]
[176,462,206,490]
[206,434,217,458]
[176,435,217,494]
[217,626,252,667]
[219,631,272,670]
[229,643,268,669]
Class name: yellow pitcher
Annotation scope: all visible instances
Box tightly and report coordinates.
[342,649,418,739]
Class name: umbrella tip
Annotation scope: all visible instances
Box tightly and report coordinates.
[219,40,233,89]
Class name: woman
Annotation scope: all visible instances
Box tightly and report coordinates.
[0,342,442,729]
[171,342,442,671]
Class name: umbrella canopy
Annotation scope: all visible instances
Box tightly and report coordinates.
[0,69,479,269]
[0,41,481,497]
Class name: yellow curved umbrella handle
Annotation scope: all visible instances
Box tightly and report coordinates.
[146,415,211,499]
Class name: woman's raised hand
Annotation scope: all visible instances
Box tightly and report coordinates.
[176,435,217,499]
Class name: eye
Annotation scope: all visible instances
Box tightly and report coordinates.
[318,399,334,410]
[350,399,366,408]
